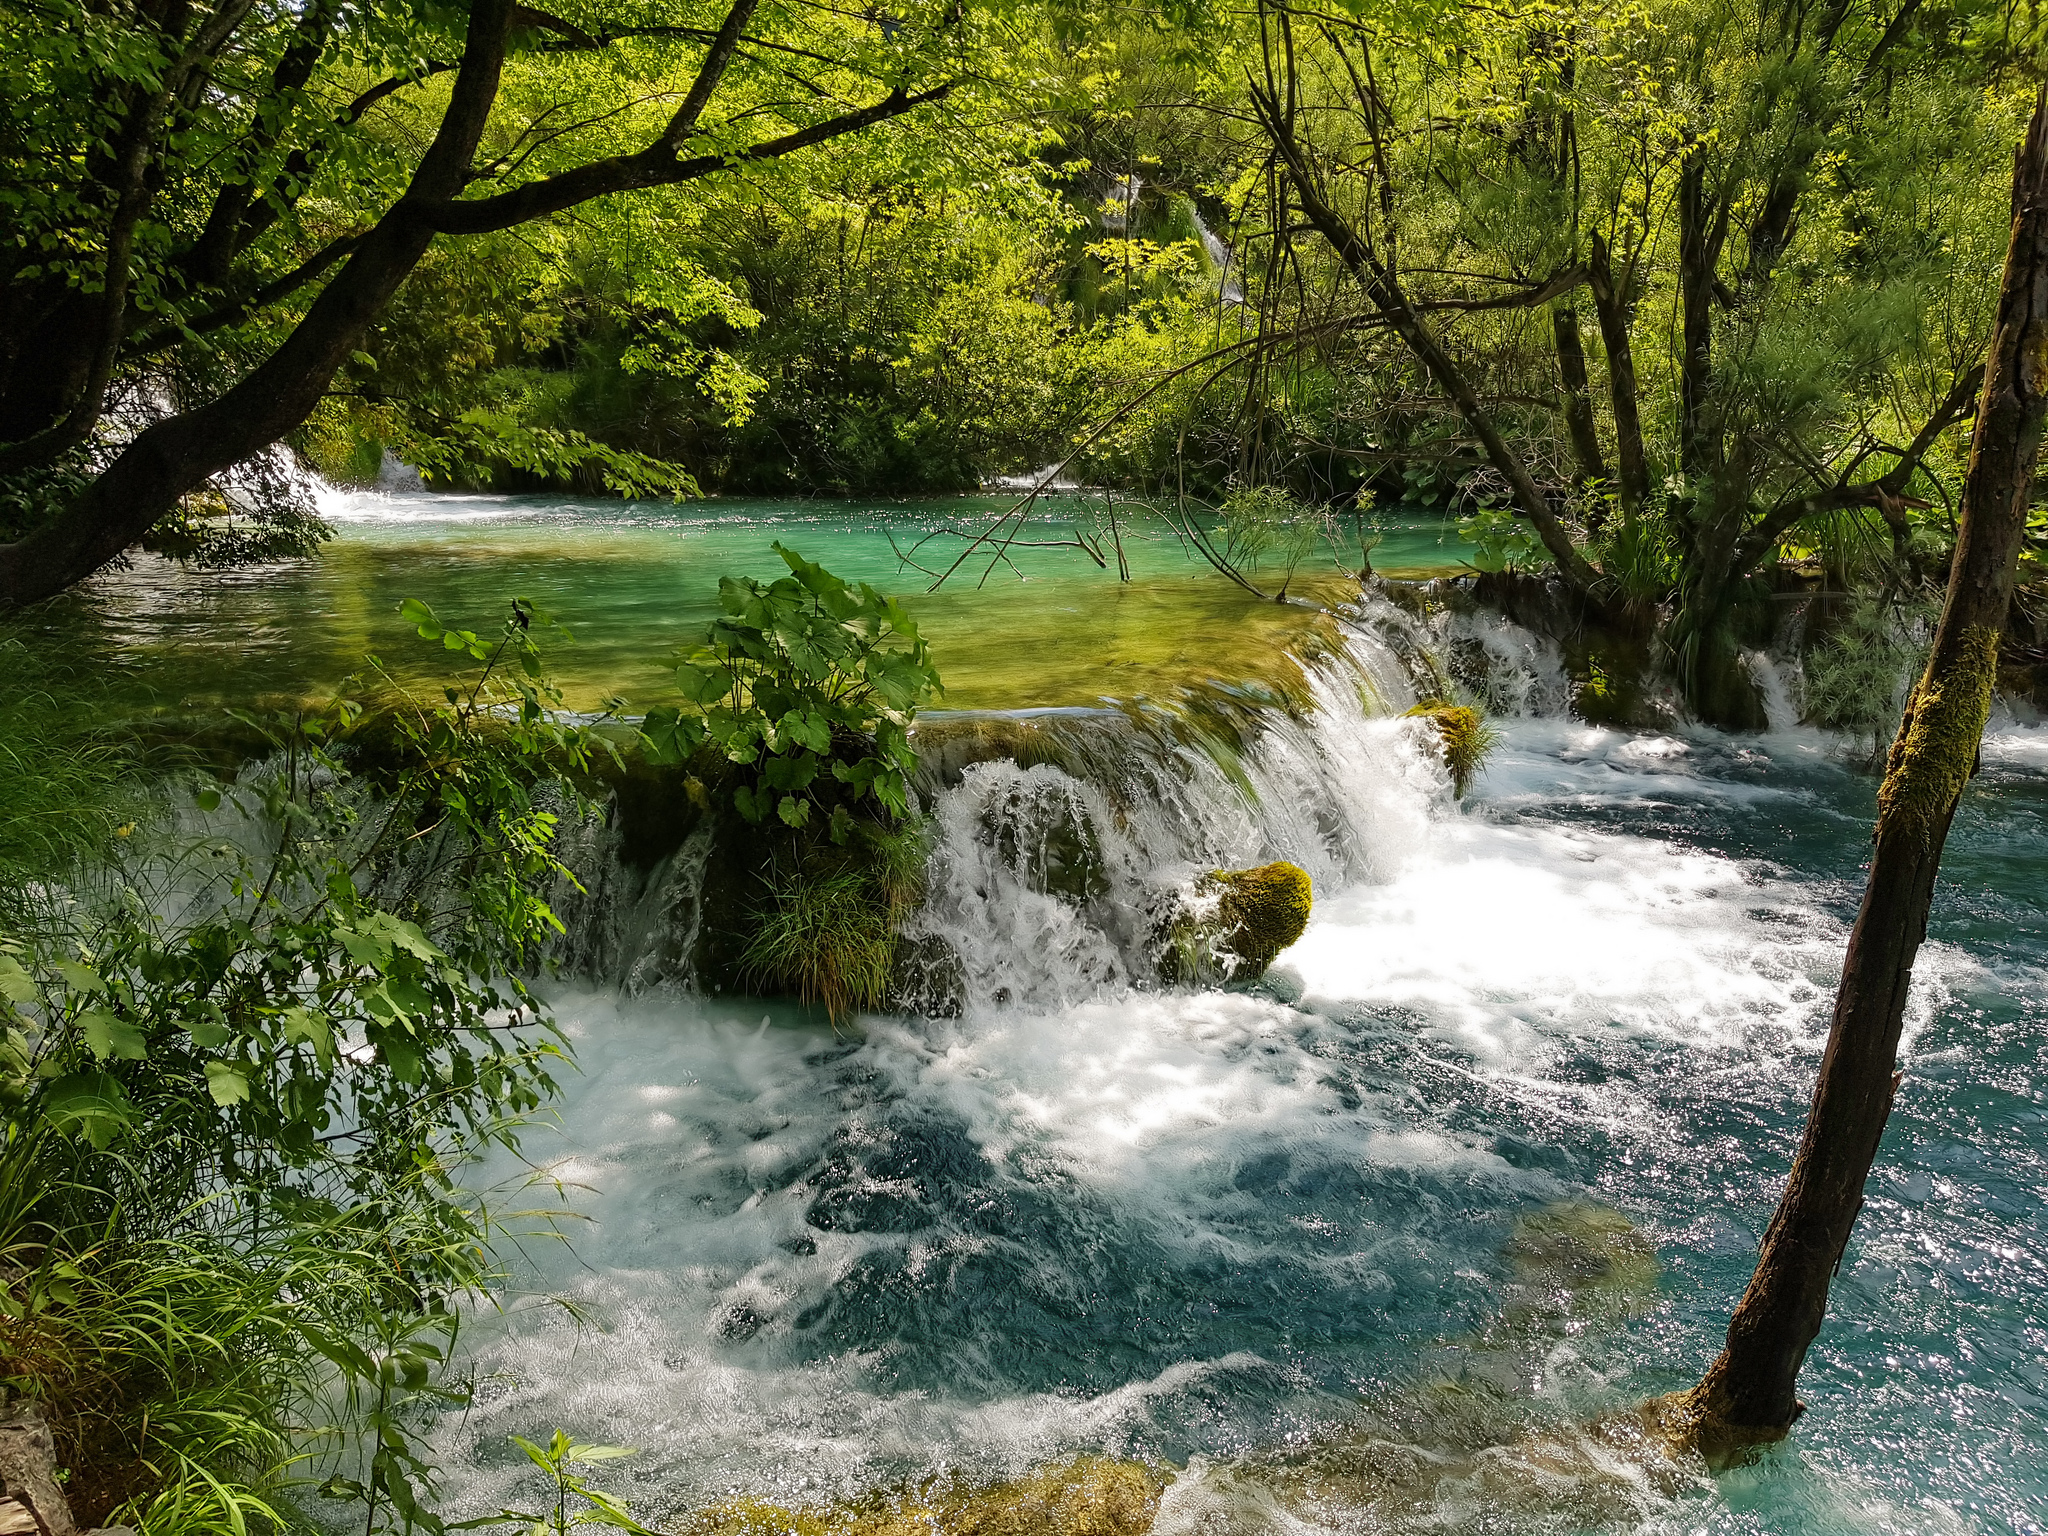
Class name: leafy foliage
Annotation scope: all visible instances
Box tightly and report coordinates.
[1803,597,1935,761]
[461,1432,655,1536]
[642,545,942,836]
[1217,485,1336,596]
[0,599,608,1530]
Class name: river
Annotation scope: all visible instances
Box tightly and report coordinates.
[91,494,2048,1532]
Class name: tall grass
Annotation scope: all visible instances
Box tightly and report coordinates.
[740,823,928,1022]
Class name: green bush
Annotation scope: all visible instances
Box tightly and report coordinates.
[0,600,608,1532]
[1803,597,1934,761]
[642,544,942,837]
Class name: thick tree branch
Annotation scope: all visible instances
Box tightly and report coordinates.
[126,233,367,358]
[426,84,950,235]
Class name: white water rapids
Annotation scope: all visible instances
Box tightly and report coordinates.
[423,605,2045,1535]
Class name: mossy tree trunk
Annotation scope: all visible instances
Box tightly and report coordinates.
[1666,89,2048,1465]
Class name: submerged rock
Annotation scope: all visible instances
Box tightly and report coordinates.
[679,1454,1166,1536]
[1158,860,1312,984]
[1156,1202,1696,1533]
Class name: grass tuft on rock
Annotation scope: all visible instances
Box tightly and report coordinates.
[1405,699,1500,798]
[740,824,928,1023]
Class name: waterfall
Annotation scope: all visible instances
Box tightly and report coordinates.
[986,462,1082,492]
[559,627,1442,1010]
[376,448,425,493]
[1190,208,1245,305]
[1101,173,1143,233]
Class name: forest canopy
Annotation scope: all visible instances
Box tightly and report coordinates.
[0,0,2042,720]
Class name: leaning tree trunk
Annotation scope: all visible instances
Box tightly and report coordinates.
[1662,88,2048,1467]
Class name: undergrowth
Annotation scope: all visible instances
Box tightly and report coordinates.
[0,634,153,924]
[0,602,602,1536]
[741,823,928,1023]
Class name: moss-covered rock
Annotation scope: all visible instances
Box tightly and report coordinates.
[678,1454,1167,1536]
[1159,860,1312,984]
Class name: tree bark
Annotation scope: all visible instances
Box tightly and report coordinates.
[1661,85,2048,1468]
[1586,232,1650,512]
[1552,301,1609,490]
[1677,151,1728,482]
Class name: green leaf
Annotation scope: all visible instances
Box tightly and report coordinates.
[674,662,732,706]
[43,1071,135,1148]
[204,1061,250,1106]
[401,597,443,639]
[279,1005,334,1064]
[0,956,36,1006]
[776,795,810,828]
[79,1009,146,1061]
[55,961,106,995]
[568,1445,637,1462]
[185,1014,231,1049]
[336,926,391,967]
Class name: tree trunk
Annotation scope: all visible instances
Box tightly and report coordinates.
[1661,86,2048,1468]
[1677,152,1726,482]
[1587,233,1649,511]
[1552,301,1609,491]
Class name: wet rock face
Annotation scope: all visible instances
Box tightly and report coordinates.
[1159,860,1312,984]
[888,931,966,1018]
[0,1401,75,1536]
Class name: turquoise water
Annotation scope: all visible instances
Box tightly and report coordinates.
[60,491,1467,712]
[419,613,2046,1531]
[88,496,2047,1531]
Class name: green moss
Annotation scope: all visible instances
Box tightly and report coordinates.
[1405,700,1500,797]
[1162,860,1313,983]
[1216,861,1313,966]
[1876,624,2000,841]
[678,1455,1167,1536]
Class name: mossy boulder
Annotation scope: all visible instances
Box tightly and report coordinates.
[678,1454,1166,1536]
[1158,860,1312,984]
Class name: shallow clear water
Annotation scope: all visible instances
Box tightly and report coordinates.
[419,624,2048,1532]
[48,491,1466,713]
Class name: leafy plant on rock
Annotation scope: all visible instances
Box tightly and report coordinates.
[641,544,942,837]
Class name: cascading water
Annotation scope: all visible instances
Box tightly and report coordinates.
[425,606,2048,1535]
[1190,208,1246,306]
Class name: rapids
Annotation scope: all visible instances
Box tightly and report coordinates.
[420,610,2048,1534]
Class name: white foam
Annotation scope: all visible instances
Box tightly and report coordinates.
[424,625,2019,1531]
